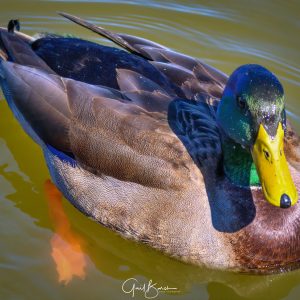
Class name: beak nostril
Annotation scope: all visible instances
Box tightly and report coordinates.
[280,194,291,208]
[263,149,270,160]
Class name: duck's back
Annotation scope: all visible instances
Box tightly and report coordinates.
[31,37,179,95]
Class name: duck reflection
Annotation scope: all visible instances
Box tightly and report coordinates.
[44,179,87,284]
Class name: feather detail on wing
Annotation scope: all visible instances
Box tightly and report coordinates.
[65,79,194,189]
[168,98,222,169]
[116,68,172,112]
[0,62,70,151]
[59,12,228,100]
[0,61,199,189]
[58,12,167,59]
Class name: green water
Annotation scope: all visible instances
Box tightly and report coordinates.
[0,1,300,299]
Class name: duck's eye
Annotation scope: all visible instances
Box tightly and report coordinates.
[237,96,246,110]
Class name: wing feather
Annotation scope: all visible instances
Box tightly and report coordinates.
[58,12,228,100]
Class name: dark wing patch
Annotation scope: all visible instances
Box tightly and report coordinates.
[168,98,222,169]
[32,37,181,96]
[58,12,228,100]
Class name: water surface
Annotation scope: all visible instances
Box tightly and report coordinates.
[0,1,300,299]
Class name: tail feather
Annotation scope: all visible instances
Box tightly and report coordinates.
[58,12,156,59]
[0,22,34,62]
[0,26,54,73]
[0,61,71,150]
[7,19,20,33]
[0,26,34,43]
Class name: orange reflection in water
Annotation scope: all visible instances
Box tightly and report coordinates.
[44,180,87,285]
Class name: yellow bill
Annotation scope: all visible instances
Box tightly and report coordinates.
[251,123,298,208]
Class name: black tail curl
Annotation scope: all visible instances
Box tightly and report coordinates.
[7,19,20,33]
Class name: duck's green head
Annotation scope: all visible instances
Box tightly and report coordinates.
[217,64,298,208]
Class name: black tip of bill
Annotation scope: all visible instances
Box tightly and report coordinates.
[280,193,291,208]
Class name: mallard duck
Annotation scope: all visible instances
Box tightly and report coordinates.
[1,13,300,274]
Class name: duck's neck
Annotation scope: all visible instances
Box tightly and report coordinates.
[222,136,260,187]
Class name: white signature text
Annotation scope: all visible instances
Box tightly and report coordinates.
[122,277,179,299]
